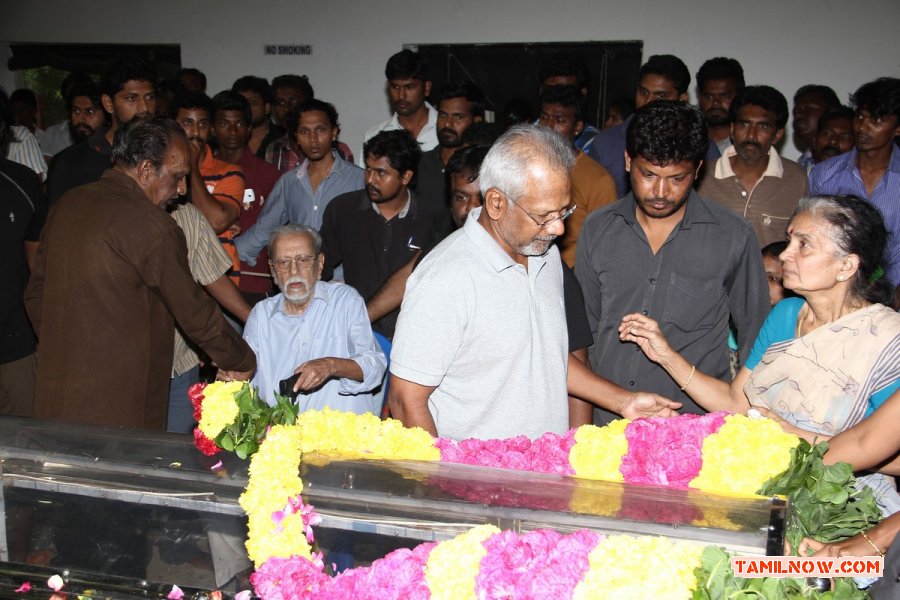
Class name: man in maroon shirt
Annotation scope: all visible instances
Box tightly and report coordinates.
[211,91,281,305]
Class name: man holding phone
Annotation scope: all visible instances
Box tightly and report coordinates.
[242,223,386,411]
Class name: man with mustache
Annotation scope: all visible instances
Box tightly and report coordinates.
[389,126,680,439]
[792,85,841,171]
[576,101,769,425]
[698,85,808,248]
[243,224,385,410]
[47,56,157,204]
[360,50,438,165]
[171,91,245,286]
[320,129,442,341]
[811,106,855,166]
[66,81,107,145]
[388,125,574,439]
[26,117,255,429]
[414,81,485,216]
[695,57,745,159]
[809,77,900,307]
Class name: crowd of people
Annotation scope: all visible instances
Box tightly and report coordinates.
[2,49,899,588]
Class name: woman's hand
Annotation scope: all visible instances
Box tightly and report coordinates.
[753,406,828,443]
[619,313,675,365]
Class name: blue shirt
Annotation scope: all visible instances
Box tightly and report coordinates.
[243,281,386,412]
[746,297,899,415]
[808,146,900,286]
[587,116,630,199]
[235,153,364,265]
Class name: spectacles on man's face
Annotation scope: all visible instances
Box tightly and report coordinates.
[502,191,576,229]
[270,254,318,273]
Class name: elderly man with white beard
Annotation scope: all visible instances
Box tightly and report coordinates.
[242,223,386,412]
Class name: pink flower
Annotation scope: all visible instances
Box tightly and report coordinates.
[620,412,726,488]
[330,542,435,599]
[47,574,64,592]
[251,554,328,600]
[13,582,30,593]
[271,496,322,542]
[475,529,602,598]
[167,584,184,600]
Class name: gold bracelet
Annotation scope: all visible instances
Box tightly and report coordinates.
[860,531,885,557]
[680,364,696,391]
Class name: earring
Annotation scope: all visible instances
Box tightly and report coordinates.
[837,274,846,282]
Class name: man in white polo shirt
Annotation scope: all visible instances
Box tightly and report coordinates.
[388,125,678,440]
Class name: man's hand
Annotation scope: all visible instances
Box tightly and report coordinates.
[292,358,335,392]
[216,368,254,381]
[188,138,205,172]
[618,392,681,419]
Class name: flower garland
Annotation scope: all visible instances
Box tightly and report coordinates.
[189,382,864,600]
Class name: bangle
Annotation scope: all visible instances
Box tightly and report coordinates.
[680,364,696,391]
[860,531,885,557]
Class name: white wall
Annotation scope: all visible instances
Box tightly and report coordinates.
[2,0,899,159]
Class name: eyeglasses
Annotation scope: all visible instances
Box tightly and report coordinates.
[505,194,577,229]
[270,255,317,273]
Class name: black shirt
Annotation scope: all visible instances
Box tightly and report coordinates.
[47,128,112,205]
[413,147,447,212]
[1,159,47,362]
[320,189,443,339]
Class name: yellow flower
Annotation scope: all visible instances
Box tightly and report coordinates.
[690,414,799,497]
[240,424,308,566]
[296,408,440,461]
[425,524,499,600]
[197,381,243,439]
[245,510,312,567]
[570,420,630,482]
[573,535,704,600]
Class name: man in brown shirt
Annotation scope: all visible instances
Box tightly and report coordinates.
[538,85,616,267]
[698,85,808,248]
[25,117,255,429]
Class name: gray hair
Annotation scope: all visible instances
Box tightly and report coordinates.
[267,223,322,257]
[791,195,892,306]
[478,124,576,202]
[111,116,187,171]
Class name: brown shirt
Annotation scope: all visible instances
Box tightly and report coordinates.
[559,151,617,267]
[25,169,255,429]
[698,147,808,249]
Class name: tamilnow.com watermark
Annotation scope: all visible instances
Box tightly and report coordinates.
[732,555,884,578]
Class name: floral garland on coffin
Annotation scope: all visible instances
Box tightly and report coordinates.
[191,382,877,600]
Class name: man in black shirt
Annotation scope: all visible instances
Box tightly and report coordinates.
[1,97,48,415]
[47,57,156,204]
[320,130,442,339]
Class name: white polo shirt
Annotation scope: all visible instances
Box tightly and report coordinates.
[391,208,569,440]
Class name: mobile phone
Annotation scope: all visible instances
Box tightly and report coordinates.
[278,373,301,399]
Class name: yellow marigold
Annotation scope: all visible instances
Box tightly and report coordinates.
[197,381,243,439]
[245,510,312,567]
[572,535,703,600]
[425,524,499,600]
[689,414,799,497]
[240,424,305,518]
[295,408,440,461]
[240,424,307,565]
[569,420,630,482]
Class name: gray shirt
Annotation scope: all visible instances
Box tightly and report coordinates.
[391,208,569,440]
[574,191,769,423]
